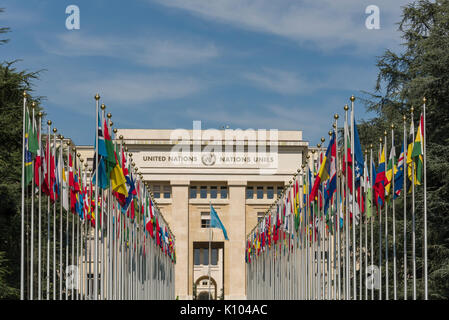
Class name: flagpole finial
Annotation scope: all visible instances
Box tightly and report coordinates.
[60,135,64,140]
[53,128,57,133]
[101,103,106,110]
[384,130,387,136]
[47,120,52,126]
[125,147,128,152]
[317,143,321,148]
[370,144,373,149]
[403,115,407,122]
[334,113,339,120]
[332,123,337,129]
[110,121,114,127]
[113,128,117,134]
[84,163,88,168]
[119,135,123,140]
[89,168,92,172]
[350,95,355,102]
[67,141,71,146]
[423,97,427,103]
[80,158,84,163]
[38,111,43,117]
[391,123,395,129]
[23,91,27,98]
[73,147,76,152]
[107,113,112,119]
[410,106,414,113]
[379,137,383,143]
[129,152,132,157]
[321,137,325,143]
[31,102,36,108]
[365,149,368,155]
[328,130,332,137]
[344,104,349,111]
[77,153,81,158]
[95,93,100,101]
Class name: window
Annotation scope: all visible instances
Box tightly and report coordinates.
[210,186,217,199]
[211,248,218,265]
[194,248,201,265]
[267,186,274,199]
[246,187,254,199]
[257,186,264,199]
[257,212,265,224]
[201,212,210,228]
[203,248,209,265]
[153,185,160,198]
[220,186,228,199]
[190,186,197,199]
[277,187,282,198]
[202,281,208,286]
[200,186,207,199]
[163,185,171,199]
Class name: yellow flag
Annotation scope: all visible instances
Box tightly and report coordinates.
[110,163,128,197]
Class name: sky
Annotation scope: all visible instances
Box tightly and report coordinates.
[1,0,413,146]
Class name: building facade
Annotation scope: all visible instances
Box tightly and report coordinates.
[110,128,309,300]
[78,127,314,299]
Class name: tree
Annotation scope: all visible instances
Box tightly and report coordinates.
[360,0,449,299]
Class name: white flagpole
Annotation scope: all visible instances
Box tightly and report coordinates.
[209,201,212,299]
[378,139,383,300]
[403,115,407,300]
[350,96,356,300]
[30,102,36,300]
[94,94,100,300]
[384,130,388,301]
[46,120,51,300]
[20,91,27,300]
[52,128,57,300]
[422,97,428,300]
[391,124,397,300]
[38,111,42,300]
[59,134,63,300]
[411,106,416,300]
[370,146,374,300]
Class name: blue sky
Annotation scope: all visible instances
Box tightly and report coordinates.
[1,0,412,146]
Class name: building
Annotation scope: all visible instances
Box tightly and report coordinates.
[79,127,316,299]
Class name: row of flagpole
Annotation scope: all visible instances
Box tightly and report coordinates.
[246,96,428,300]
[20,91,176,300]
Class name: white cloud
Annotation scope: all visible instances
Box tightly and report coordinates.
[242,68,311,95]
[38,32,219,67]
[150,0,413,53]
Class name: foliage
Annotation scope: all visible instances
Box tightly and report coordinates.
[359,0,449,299]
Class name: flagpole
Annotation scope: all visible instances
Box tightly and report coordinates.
[422,97,428,300]
[94,94,100,300]
[38,111,42,300]
[66,141,71,300]
[384,129,388,301]
[391,124,397,300]
[59,134,64,300]
[411,106,416,300]
[350,96,356,300]
[343,104,349,299]
[378,138,382,300]
[209,201,212,300]
[403,115,407,300]
[30,102,36,300]
[364,150,368,300]
[20,91,28,300]
[46,120,51,300]
[369,145,374,300]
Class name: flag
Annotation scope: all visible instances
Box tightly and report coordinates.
[24,107,33,186]
[373,147,386,208]
[323,131,337,213]
[385,146,396,197]
[110,151,128,198]
[309,132,335,202]
[353,117,365,187]
[411,114,424,185]
[210,204,229,240]
[407,118,415,184]
[394,142,405,199]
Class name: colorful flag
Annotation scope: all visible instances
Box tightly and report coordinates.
[411,114,424,185]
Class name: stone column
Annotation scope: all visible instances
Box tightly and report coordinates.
[171,180,190,299]
[224,180,247,299]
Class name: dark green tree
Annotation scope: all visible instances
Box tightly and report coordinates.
[359,0,449,299]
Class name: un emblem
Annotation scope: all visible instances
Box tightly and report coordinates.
[201,152,216,166]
